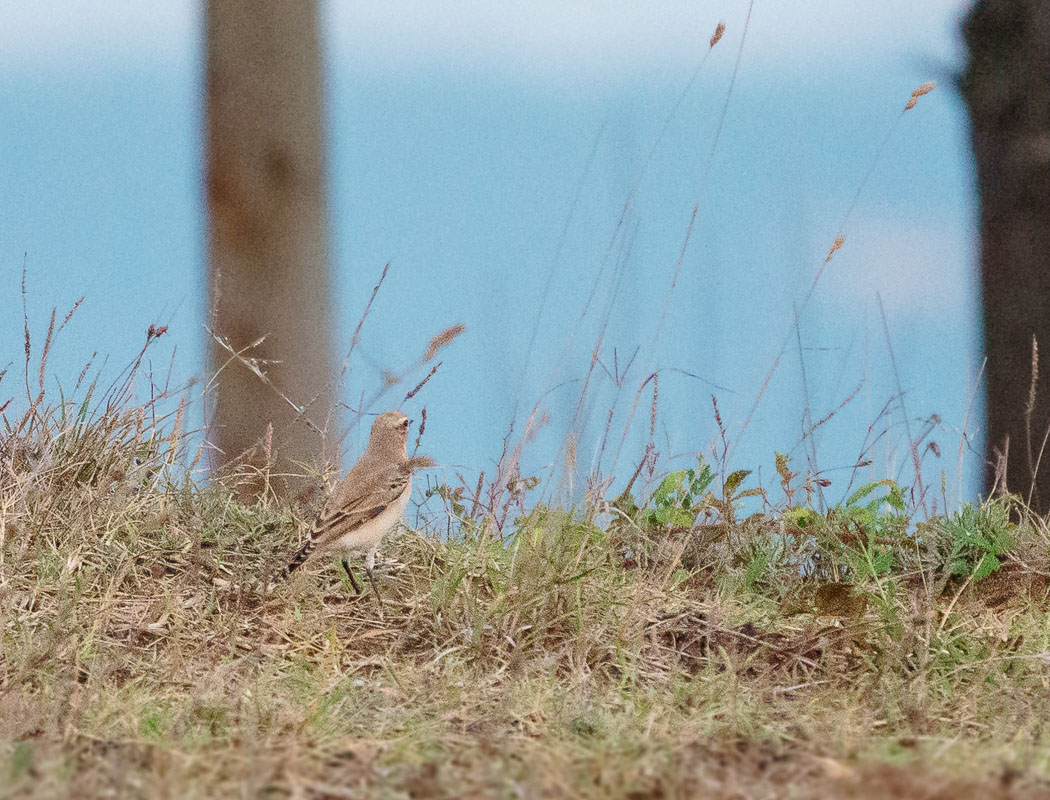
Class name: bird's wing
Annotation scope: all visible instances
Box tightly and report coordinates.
[308,460,409,546]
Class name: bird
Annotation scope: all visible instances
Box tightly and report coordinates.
[279,410,433,601]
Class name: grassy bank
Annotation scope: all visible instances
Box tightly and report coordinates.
[2,370,1050,799]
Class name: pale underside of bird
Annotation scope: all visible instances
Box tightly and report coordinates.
[279,410,433,601]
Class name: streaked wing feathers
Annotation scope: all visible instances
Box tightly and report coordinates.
[309,463,409,545]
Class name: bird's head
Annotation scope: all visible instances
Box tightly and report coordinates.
[369,410,411,455]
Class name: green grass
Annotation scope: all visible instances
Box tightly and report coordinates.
[3,364,1050,799]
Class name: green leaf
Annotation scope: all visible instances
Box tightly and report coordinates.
[973,553,1002,581]
[743,550,768,591]
[672,509,694,527]
[843,480,896,509]
[883,484,906,511]
[784,506,819,529]
[847,507,875,528]
[723,469,752,496]
[691,460,716,495]
[870,549,894,575]
[653,471,686,506]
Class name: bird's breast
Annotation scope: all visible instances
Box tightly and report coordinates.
[331,476,412,555]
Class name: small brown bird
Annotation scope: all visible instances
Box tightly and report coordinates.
[281,410,433,600]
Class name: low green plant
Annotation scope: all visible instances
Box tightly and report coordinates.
[931,499,1016,581]
[637,456,763,531]
[783,472,907,584]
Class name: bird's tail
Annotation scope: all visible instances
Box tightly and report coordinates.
[276,538,316,584]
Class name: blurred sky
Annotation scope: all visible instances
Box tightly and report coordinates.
[0,1,983,509]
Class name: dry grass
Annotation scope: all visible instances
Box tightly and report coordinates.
[3,344,1050,799]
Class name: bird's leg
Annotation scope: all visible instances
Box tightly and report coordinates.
[341,559,363,595]
[365,547,382,604]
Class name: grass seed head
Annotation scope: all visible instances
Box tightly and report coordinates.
[904,81,936,111]
[423,324,466,362]
[710,22,726,48]
[825,236,845,262]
